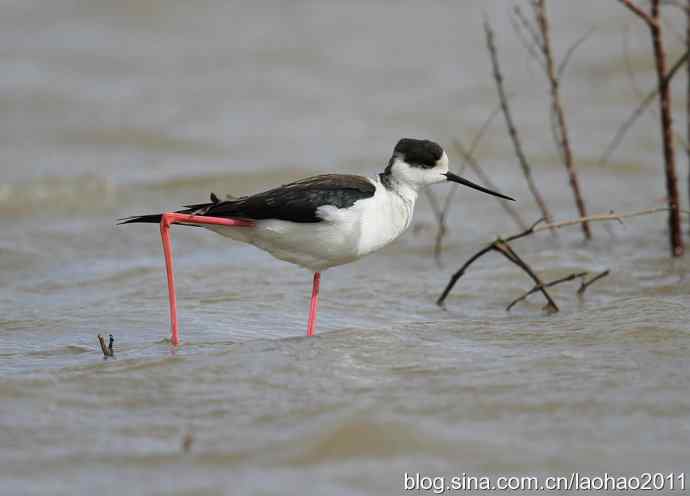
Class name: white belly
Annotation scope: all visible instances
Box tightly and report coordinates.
[208,181,416,272]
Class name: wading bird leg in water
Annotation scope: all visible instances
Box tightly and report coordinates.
[307,272,321,337]
[159,212,255,345]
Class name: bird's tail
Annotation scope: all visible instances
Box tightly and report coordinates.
[117,214,163,225]
[117,192,224,225]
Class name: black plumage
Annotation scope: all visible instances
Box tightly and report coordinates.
[119,174,376,225]
[386,138,443,172]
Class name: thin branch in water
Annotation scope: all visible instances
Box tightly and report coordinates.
[451,138,528,230]
[424,187,446,268]
[621,24,690,152]
[512,5,546,61]
[182,432,194,453]
[442,103,502,215]
[577,270,611,296]
[97,333,114,358]
[436,207,690,307]
[507,271,589,311]
[599,48,689,166]
[619,0,658,25]
[510,6,546,70]
[557,27,596,79]
[494,240,559,312]
[534,0,591,239]
[484,17,554,226]
[616,0,684,256]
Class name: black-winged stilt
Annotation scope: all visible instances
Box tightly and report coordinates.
[120,138,514,344]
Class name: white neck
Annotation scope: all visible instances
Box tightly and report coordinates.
[378,173,419,207]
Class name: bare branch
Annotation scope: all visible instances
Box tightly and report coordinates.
[510,6,547,69]
[437,207,690,307]
[558,27,596,79]
[577,270,611,295]
[507,271,589,311]
[451,138,528,230]
[618,0,657,26]
[513,5,546,57]
[529,207,690,236]
[441,104,502,215]
[97,334,114,358]
[534,0,591,239]
[599,48,689,166]
[484,17,554,225]
[426,107,496,267]
[495,240,559,312]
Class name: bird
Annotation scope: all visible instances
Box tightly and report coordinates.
[120,138,514,344]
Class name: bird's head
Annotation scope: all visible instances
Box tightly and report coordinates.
[384,138,515,201]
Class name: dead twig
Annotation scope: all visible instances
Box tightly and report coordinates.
[510,6,547,70]
[484,17,554,226]
[618,0,684,257]
[437,207,690,307]
[619,0,658,24]
[512,6,546,63]
[621,26,690,153]
[599,48,689,166]
[534,0,591,239]
[97,334,114,358]
[182,432,193,453]
[452,138,529,230]
[495,240,559,312]
[423,187,446,267]
[558,27,596,79]
[507,271,589,311]
[577,270,611,296]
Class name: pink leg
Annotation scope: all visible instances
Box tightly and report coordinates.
[159,212,254,346]
[160,214,179,345]
[307,272,321,336]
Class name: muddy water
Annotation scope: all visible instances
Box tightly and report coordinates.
[2,1,690,495]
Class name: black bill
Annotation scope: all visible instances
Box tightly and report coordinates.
[444,172,515,201]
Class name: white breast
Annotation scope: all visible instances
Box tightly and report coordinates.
[208,177,417,272]
[350,180,417,256]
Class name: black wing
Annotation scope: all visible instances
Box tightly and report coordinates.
[119,174,376,225]
[193,174,376,223]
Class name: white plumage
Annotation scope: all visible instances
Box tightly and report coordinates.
[209,151,447,271]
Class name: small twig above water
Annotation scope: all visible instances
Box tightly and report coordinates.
[617,0,684,257]
[97,334,114,358]
[494,239,559,313]
[506,271,589,311]
[437,207,690,308]
[182,432,194,453]
[577,270,611,296]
